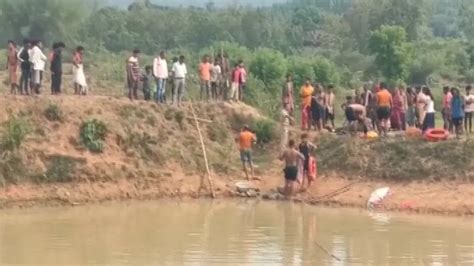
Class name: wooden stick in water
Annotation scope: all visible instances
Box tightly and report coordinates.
[191,102,216,198]
[315,240,342,261]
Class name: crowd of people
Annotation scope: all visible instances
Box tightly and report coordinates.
[6,39,88,96]
[125,49,248,106]
[6,41,250,105]
[282,77,474,137]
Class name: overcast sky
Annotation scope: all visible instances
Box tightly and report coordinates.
[106,0,289,8]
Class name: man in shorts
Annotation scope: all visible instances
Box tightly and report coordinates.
[279,139,305,198]
[376,83,393,136]
[238,125,257,180]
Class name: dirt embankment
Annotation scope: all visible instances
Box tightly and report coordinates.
[0,95,472,216]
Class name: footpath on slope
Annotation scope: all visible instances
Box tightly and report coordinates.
[0,95,472,216]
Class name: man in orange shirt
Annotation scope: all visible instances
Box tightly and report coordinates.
[300,79,314,130]
[238,125,257,180]
[199,55,211,101]
[376,82,393,136]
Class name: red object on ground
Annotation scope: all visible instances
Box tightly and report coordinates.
[424,128,449,142]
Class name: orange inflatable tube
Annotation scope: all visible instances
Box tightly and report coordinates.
[424,128,449,142]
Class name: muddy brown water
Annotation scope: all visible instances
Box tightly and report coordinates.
[0,200,472,265]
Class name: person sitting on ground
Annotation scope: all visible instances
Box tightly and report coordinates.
[141,66,154,101]
[376,83,393,136]
[279,139,305,198]
[298,134,317,191]
[450,87,464,137]
[237,125,257,180]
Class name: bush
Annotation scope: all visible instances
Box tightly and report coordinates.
[44,104,63,122]
[251,119,276,145]
[40,155,80,183]
[0,152,26,185]
[249,48,288,88]
[80,119,108,153]
[1,114,31,151]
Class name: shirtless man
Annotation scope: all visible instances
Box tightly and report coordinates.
[279,139,305,198]
[342,96,370,134]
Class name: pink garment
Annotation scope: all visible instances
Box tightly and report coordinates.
[240,68,247,84]
[153,57,168,79]
[443,92,452,109]
[301,106,310,130]
[232,68,241,83]
[391,92,403,130]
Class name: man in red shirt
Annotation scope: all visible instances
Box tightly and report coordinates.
[229,63,241,102]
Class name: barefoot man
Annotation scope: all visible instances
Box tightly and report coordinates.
[279,139,305,198]
[238,125,257,180]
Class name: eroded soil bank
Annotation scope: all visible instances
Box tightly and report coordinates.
[1,174,472,216]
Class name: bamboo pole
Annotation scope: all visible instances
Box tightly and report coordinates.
[191,102,216,198]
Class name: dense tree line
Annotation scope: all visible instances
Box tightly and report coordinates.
[0,0,473,114]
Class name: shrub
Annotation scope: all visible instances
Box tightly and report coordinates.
[44,104,63,122]
[0,152,26,185]
[40,155,80,183]
[251,119,276,145]
[249,48,288,88]
[1,114,31,151]
[80,119,108,153]
[174,110,185,128]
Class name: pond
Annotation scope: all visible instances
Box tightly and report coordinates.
[0,200,472,265]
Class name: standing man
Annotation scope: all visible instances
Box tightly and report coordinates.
[210,58,222,101]
[238,60,247,101]
[126,49,140,101]
[17,39,31,95]
[153,51,168,103]
[282,74,294,115]
[229,63,240,102]
[29,40,47,94]
[465,85,474,133]
[376,83,393,136]
[238,125,257,180]
[6,40,18,94]
[442,86,453,132]
[218,52,230,99]
[171,55,187,107]
[325,85,336,130]
[199,55,211,101]
[50,42,65,95]
[279,139,305,198]
[300,78,314,130]
[312,84,326,131]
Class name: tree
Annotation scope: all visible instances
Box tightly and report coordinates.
[0,0,84,44]
[369,25,413,83]
[249,48,287,89]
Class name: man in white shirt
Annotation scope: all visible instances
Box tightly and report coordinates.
[210,59,222,101]
[171,55,187,107]
[29,40,46,94]
[153,51,168,103]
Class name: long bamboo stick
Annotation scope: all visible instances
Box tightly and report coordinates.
[191,102,216,198]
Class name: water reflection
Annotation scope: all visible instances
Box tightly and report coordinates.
[0,200,472,265]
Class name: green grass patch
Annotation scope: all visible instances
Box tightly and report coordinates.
[80,119,108,153]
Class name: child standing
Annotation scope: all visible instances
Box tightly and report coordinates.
[142,66,154,101]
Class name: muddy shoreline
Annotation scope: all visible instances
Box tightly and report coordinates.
[0,175,472,217]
